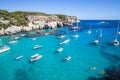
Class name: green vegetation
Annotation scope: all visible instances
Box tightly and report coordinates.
[55,14,67,21]
[0,10,49,29]
[0,10,77,29]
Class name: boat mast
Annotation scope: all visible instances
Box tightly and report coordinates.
[115,23,119,39]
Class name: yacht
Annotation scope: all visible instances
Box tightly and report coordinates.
[65,56,71,61]
[113,39,119,46]
[94,40,99,44]
[8,40,17,44]
[15,56,23,60]
[113,23,120,46]
[33,45,42,49]
[30,53,42,62]
[0,46,10,54]
[57,48,63,52]
[59,39,70,45]
[58,35,65,39]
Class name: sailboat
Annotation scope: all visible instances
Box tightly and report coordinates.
[72,20,79,38]
[0,39,10,54]
[87,25,92,34]
[113,23,119,46]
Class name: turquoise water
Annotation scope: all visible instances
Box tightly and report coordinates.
[0,20,120,80]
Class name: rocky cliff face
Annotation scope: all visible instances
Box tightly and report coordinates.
[0,10,79,35]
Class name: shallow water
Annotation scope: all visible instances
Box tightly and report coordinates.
[0,20,120,80]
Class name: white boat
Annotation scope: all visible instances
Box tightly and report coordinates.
[57,48,63,52]
[15,56,23,60]
[65,56,71,61]
[33,45,42,49]
[30,53,42,62]
[98,33,102,37]
[13,36,21,40]
[8,40,17,44]
[94,40,99,44]
[87,30,91,34]
[20,34,26,37]
[72,34,79,38]
[0,46,10,54]
[118,31,120,35]
[113,39,119,46]
[44,32,50,35]
[113,23,120,46]
[58,35,65,39]
[59,39,70,45]
[32,37,37,40]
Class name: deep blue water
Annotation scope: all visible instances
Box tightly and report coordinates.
[0,20,120,80]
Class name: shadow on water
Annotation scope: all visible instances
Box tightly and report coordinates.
[87,65,120,80]
[100,46,120,63]
[106,42,113,47]
[15,66,34,80]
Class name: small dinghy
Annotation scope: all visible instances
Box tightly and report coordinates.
[57,48,63,52]
[33,45,42,49]
[113,39,119,46]
[65,56,71,61]
[94,40,99,44]
[15,56,23,60]
[98,33,102,37]
[58,35,65,39]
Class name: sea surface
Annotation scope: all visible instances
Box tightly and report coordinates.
[0,20,120,80]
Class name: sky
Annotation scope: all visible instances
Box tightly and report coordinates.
[0,0,120,20]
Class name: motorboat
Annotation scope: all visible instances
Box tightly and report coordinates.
[30,53,42,62]
[59,39,70,45]
[118,31,120,35]
[20,34,26,37]
[57,48,63,52]
[13,36,21,40]
[113,39,119,46]
[0,46,10,54]
[65,56,71,61]
[15,56,23,60]
[72,34,79,38]
[58,35,65,39]
[44,32,50,35]
[94,40,99,44]
[33,45,42,49]
[32,38,37,40]
[7,40,17,44]
[113,23,120,46]
[87,30,91,34]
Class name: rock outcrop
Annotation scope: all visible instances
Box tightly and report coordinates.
[0,10,79,35]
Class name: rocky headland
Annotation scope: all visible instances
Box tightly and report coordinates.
[0,10,79,35]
